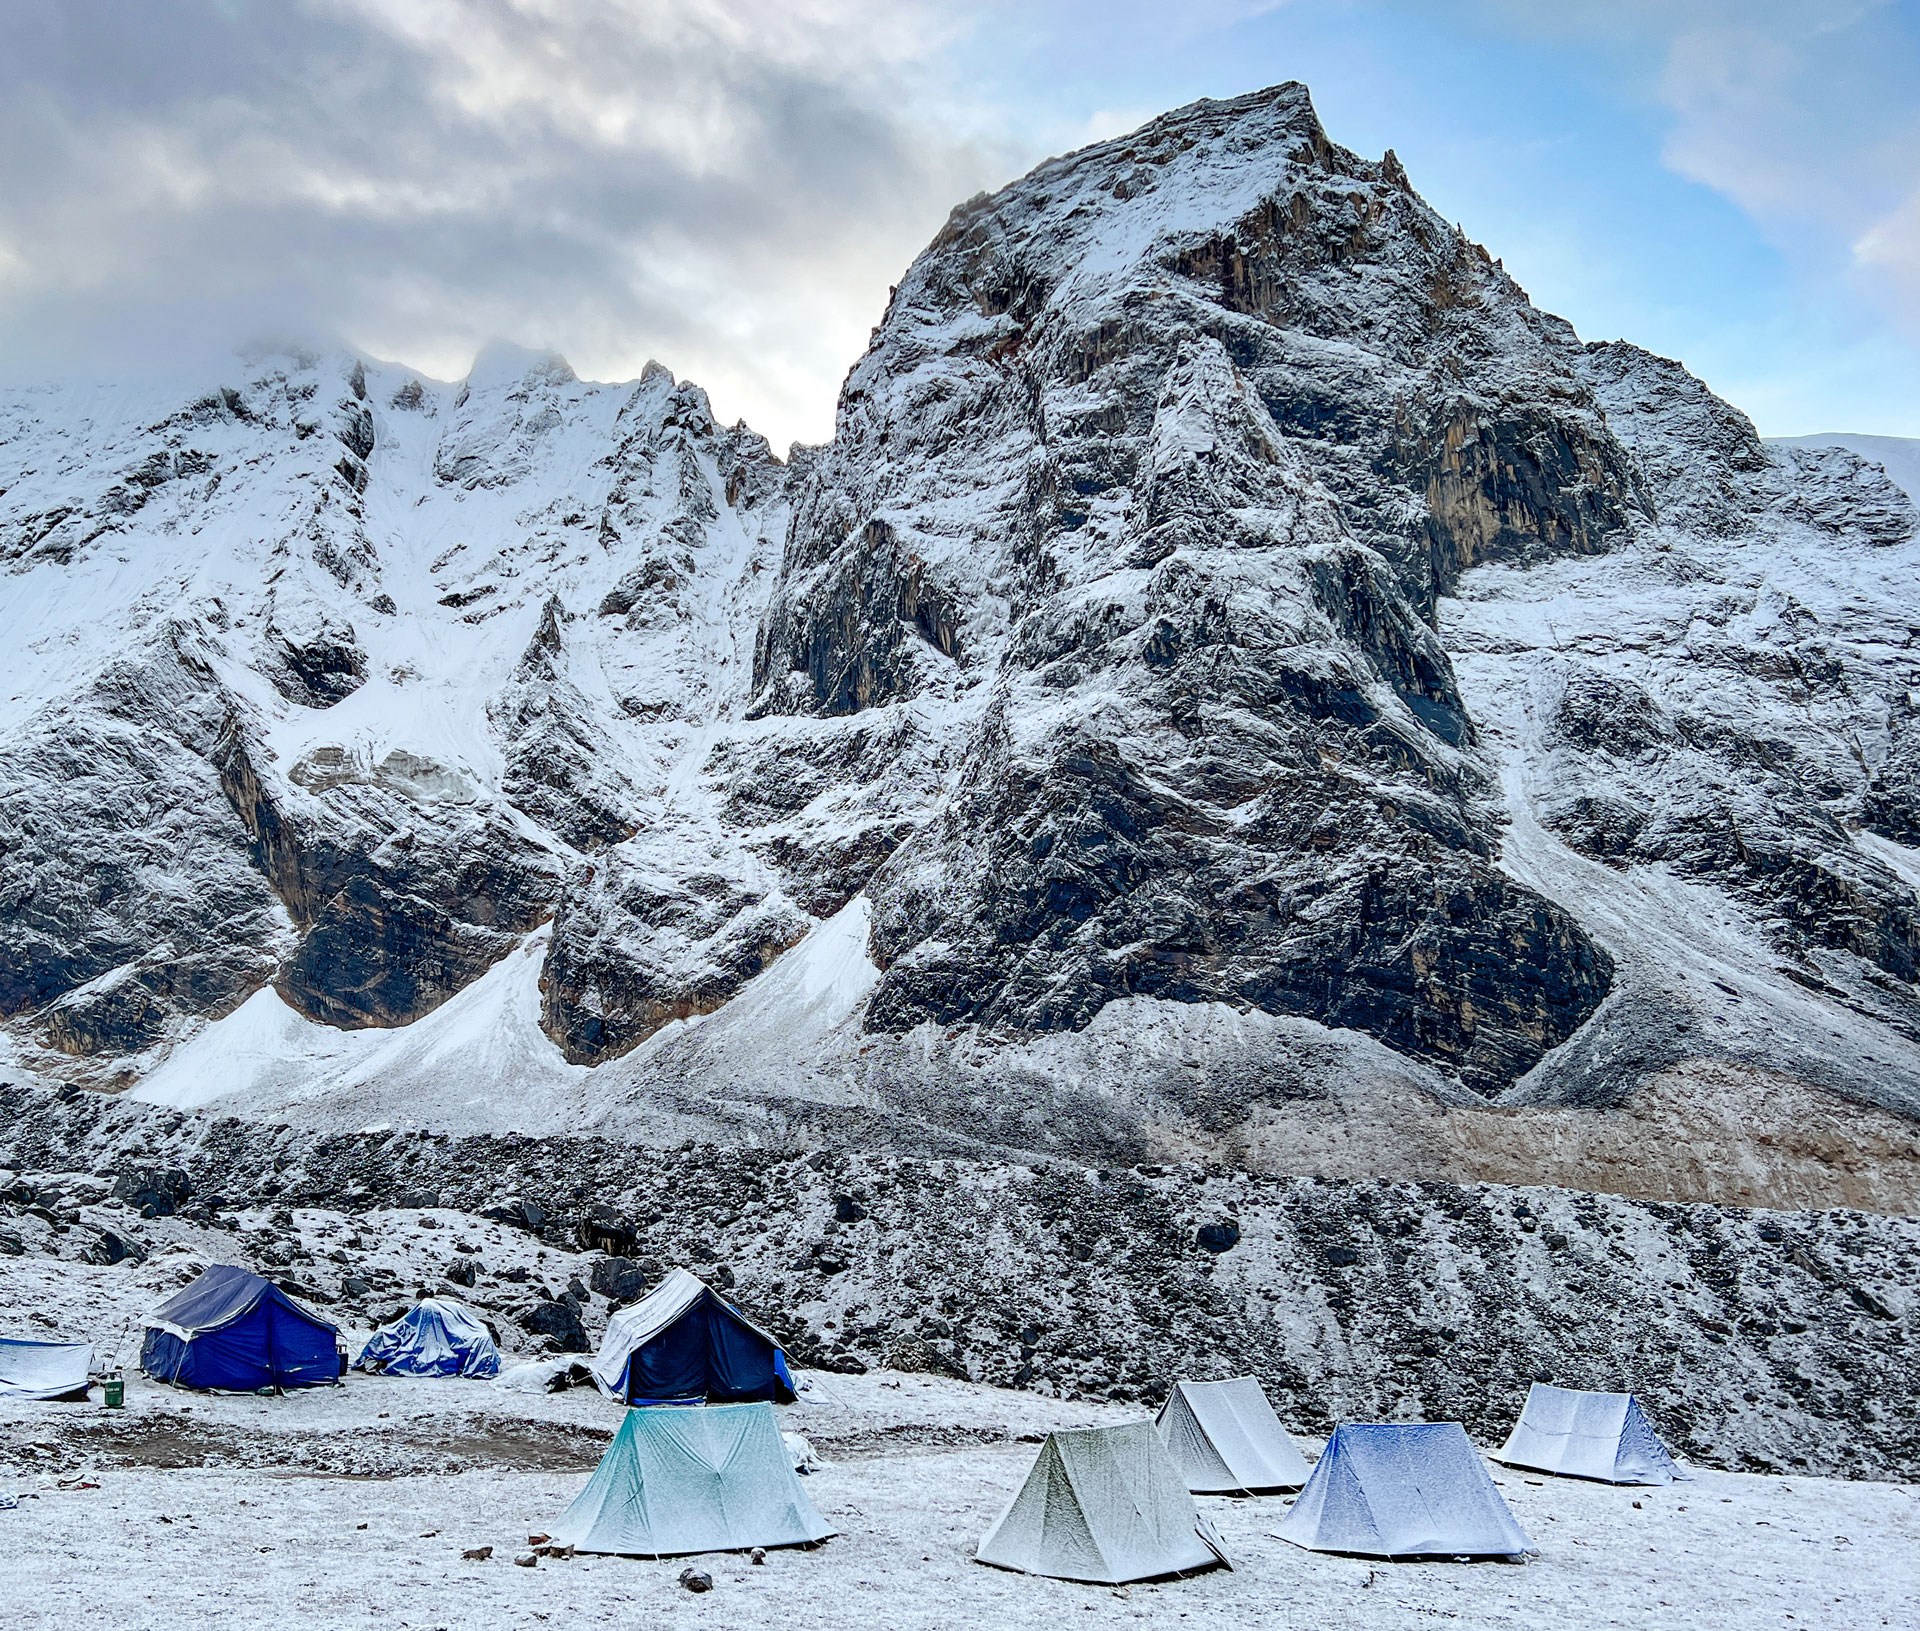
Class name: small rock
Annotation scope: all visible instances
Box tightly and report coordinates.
[527,1533,551,1546]
[678,1567,714,1593]
[1196,1219,1240,1254]
[462,1546,493,1561]
[514,1553,538,1568]
[749,1547,767,1565]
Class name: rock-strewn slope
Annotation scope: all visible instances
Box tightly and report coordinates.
[1,1085,1915,1481]
[1,84,1918,1177]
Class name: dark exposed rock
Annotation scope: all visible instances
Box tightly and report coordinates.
[520,1298,589,1353]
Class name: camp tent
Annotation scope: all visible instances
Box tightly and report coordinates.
[1493,1384,1678,1485]
[1156,1376,1310,1493]
[141,1264,344,1392]
[0,1337,92,1400]
[588,1268,795,1405]
[1275,1422,1532,1559]
[356,1298,500,1379]
[975,1421,1231,1585]
[550,1401,834,1557]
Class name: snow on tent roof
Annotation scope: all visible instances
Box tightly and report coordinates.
[588,1268,795,1405]
[1275,1422,1532,1559]
[549,1401,834,1558]
[976,1420,1231,1585]
[1493,1384,1678,1485]
[141,1264,342,1392]
[0,1337,92,1400]
[356,1297,500,1379]
[1156,1376,1310,1493]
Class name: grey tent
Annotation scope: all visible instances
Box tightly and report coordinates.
[976,1421,1231,1585]
[0,1337,92,1400]
[1275,1422,1532,1559]
[1493,1384,1678,1485]
[1156,1376,1310,1493]
[549,1401,833,1557]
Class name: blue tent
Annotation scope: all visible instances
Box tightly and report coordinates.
[1275,1423,1532,1559]
[141,1265,344,1392]
[356,1298,501,1379]
[587,1269,796,1406]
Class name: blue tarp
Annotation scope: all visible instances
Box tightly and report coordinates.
[1275,1422,1533,1559]
[589,1269,796,1405]
[0,1337,93,1400]
[141,1264,343,1392]
[356,1298,500,1379]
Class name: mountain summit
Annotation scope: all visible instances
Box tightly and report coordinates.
[2,85,1917,1191]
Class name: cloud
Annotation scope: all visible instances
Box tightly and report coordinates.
[0,0,1018,446]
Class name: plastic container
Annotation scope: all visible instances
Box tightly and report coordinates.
[102,1373,124,1409]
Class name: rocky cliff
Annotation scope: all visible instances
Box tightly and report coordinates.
[1,85,1917,1196]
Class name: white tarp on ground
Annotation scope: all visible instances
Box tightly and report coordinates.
[1494,1384,1679,1485]
[1155,1376,1310,1493]
[0,1336,92,1400]
[550,1401,834,1558]
[1275,1422,1532,1559]
[976,1420,1231,1585]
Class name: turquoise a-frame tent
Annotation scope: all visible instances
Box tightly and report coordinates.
[1493,1384,1678,1485]
[1275,1422,1532,1559]
[550,1401,833,1557]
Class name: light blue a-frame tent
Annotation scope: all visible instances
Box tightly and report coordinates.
[1493,1384,1678,1484]
[1275,1422,1531,1559]
[356,1298,500,1379]
[550,1401,833,1557]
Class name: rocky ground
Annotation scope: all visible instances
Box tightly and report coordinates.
[2,1085,1915,1484]
[0,1366,1913,1631]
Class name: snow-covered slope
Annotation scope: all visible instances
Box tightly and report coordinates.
[3,83,1919,1186]
[1769,432,1920,504]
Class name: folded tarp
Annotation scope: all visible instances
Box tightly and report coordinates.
[141,1264,343,1392]
[976,1420,1231,1585]
[1493,1384,1678,1485]
[0,1337,92,1400]
[588,1268,795,1405]
[1156,1376,1310,1493]
[551,1401,834,1557]
[356,1297,500,1379]
[1275,1422,1532,1559]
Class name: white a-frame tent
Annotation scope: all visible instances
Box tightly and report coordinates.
[1155,1376,1311,1493]
[976,1421,1231,1585]
[1275,1422,1532,1559]
[1493,1384,1679,1485]
[550,1401,833,1557]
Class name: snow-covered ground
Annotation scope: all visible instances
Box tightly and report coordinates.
[0,1366,1911,1630]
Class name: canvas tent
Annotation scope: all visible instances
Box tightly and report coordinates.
[356,1298,500,1379]
[550,1401,833,1557]
[1156,1376,1310,1493]
[1275,1422,1532,1559]
[976,1421,1231,1585]
[141,1264,344,1391]
[1494,1384,1678,1485]
[588,1268,795,1405]
[0,1337,92,1400]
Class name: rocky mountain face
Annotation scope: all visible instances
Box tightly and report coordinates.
[2,84,1918,1194]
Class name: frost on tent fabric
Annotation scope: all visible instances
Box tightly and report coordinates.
[355,1297,501,1379]
[1275,1422,1532,1559]
[1492,1383,1680,1485]
[1155,1375,1311,1493]
[588,1268,796,1405]
[549,1401,834,1557]
[139,1264,344,1392]
[0,1337,92,1400]
[975,1420,1232,1585]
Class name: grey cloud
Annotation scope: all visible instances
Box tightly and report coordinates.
[0,0,1016,444]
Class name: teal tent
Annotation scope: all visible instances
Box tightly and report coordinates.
[550,1401,833,1557]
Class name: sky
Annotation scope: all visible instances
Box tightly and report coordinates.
[0,0,1915,449]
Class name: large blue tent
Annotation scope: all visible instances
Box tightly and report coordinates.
[356,1298,501,1379]
[588,1269,795,1405]
[141,1265,344,1392]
